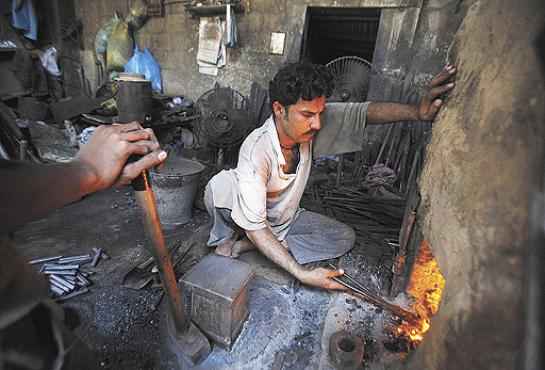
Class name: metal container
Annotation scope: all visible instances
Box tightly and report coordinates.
[115,74,153,123]
[181,254,254,348]
[150,157,205,227]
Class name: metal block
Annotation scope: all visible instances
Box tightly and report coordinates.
[181,254,254,348]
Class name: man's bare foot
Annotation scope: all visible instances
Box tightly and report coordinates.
[215,239,235,257]
[231,237,256,258]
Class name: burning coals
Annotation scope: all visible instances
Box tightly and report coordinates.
[29,248,109,301]
[394,240,445,345]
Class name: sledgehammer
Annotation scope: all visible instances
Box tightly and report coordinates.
[131,169,211,365]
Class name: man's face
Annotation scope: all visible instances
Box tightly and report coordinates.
[273,96,326,144]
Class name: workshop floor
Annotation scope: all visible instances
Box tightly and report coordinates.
[14,187,409,370]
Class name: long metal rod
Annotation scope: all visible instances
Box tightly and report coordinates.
[134,171,188,334]
[329,264,419,323]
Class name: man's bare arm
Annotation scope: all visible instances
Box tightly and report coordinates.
[367,64,456,125]
[245,227,346,290]
[366,102,420,124]
[0,123,166,233]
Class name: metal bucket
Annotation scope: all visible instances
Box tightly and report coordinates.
[150,157,206,227]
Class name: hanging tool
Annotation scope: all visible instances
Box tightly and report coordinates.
[131,169,211,365]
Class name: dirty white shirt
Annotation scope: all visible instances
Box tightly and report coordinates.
[207,102,370,240]
[208,116,310,240]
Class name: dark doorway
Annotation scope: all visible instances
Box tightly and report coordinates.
[300,7,381,65]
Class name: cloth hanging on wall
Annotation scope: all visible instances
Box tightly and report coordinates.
[225,4,238,48]
[197,17,226,76]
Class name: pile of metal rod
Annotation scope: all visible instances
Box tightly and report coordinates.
[29,248,109,301]
[309,185,405,246]
[329,264,419,324]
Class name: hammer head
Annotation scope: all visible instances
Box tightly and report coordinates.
[166,312,211,366]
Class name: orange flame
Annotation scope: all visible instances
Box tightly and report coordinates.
[396,240,445,345]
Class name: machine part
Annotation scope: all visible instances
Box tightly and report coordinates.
[194,85,251,149]
[326,56,372,102]
[132,170,211,364]
[149,157,205,227]
[329,331,364,370]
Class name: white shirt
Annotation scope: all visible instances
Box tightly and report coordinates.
[207,102,370,240]
[207,116,311,240]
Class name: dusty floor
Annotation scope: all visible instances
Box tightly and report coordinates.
[14,186,410,370]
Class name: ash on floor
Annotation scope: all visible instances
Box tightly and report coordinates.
[14,186,410,370]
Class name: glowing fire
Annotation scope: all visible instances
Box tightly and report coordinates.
[396,240,445,345]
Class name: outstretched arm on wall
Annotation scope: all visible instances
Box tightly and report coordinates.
[366,64,457,124]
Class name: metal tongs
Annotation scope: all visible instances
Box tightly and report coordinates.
[328,264,420,323]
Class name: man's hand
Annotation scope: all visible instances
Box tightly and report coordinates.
[417,64,457,121]
[74,122,167,192]
[296,267,347,291]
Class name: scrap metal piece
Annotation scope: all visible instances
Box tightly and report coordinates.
[76,274,91,287]
[50,285,64,296]
[329,331,364,370]
[50,275,75,291]
[93,247,110,260]
[43,264,80,270]
[29,255,63,265]
[43,270,77,276]
[55,287,89,302]
[58,255,92,264]
[91,248,102,267]
[49,279,70,293]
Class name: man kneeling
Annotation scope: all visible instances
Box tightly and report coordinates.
[204,62,455,291]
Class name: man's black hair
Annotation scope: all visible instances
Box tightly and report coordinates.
[269,62,334,109]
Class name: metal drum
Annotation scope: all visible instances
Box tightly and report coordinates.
[115,73,153,123]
